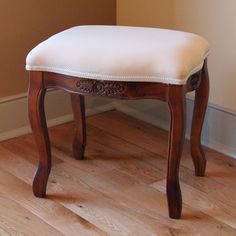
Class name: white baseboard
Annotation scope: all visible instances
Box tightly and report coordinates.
[0,90,114,142]
[113,99,236,159]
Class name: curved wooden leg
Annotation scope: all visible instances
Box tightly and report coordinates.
[191,60,209,176]
[167,85,186,219]
[28,72,51,198]
[71,94,86,160]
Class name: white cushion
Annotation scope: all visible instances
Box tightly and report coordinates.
[26,25,209,85]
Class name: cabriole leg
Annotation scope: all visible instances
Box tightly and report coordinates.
[167,85,186,219]
[28,72,51,197]
[191,60,209,176]
[71,94,86,160]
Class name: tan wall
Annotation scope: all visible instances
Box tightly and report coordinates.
[0,0,116,98]
[117,0,174,28]
[174,0,236,112]
[117,0,236,112]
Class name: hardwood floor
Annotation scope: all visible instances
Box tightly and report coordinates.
[0,110,235,235]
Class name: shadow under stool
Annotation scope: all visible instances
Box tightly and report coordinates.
[26,25,210,219]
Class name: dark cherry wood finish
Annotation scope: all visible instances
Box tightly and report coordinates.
[167,85,186,218]
[28,60,209,219]
[28,72,51,198]
[71,94,86,160]
[190,61,209,176]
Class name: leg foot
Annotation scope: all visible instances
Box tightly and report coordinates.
[191,60,209,176]
[28,72,51,198]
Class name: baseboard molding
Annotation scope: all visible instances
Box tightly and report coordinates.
[0,90,114,142]
[113,99,236,159]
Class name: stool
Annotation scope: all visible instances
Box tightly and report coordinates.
[26,26,210,219]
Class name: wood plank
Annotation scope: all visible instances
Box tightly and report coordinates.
[90,111,236,191]
[0,148,162,235]
[88,111,168,157]
[53,163,236,236]
[1,134,63,166]
[151,180,236,229]
[0,193,63,236]
[0,111,236,235]
[0,147,108,236]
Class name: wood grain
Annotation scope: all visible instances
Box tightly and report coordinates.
[0,111,235,235]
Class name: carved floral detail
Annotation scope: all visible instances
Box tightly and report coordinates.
[76,79,127,96]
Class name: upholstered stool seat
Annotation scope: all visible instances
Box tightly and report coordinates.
[26,25,210,219]
[26,26,209,84]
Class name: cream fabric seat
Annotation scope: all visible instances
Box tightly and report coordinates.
[26,25,209,85]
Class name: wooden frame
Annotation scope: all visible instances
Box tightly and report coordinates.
[28,59,209,219]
